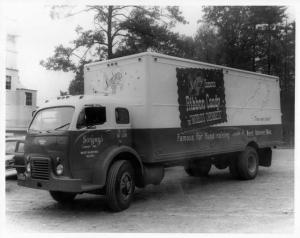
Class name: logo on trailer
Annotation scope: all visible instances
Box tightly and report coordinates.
[176,68,227,129]
[104,71,124,94]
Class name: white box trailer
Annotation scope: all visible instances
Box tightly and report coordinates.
[18,52,282,212]
[84,52,282,162]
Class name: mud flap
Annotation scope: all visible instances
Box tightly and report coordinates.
[258,148,272,167]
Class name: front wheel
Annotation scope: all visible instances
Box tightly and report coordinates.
[49,191,77,204]
[106,160,135,212]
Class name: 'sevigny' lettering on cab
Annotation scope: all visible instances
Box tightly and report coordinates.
[17,52,282,212]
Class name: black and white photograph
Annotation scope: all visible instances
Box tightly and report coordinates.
[1,0,296,234]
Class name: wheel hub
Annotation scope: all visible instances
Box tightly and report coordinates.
[120,172,132,200]
[247,155,256,173]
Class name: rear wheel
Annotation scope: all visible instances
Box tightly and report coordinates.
[237,146,259,180]
[229,146,259,180]
[106,160,135,212]
[49,191,77,204]
[184,159,212,177]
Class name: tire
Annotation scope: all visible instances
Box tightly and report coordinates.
[49,191,77,204]
[106,160,135,212]
[184,159,212,177]
[237,146,259,180]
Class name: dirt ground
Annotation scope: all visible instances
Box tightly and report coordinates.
[5,149,294,233]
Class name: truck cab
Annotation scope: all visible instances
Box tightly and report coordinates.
[18,95,144,211]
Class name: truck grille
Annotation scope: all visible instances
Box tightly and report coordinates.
[31,158,50,180]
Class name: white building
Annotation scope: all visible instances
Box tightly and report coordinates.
[6,31,37,137]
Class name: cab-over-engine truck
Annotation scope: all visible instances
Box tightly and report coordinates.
[17,52,282,211]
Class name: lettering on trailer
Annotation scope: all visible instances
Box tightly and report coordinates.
[176,127,273,143]
[176,68,227,129]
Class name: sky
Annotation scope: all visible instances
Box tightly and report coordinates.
[4,0,296,106]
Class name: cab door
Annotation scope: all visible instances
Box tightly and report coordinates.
[69,104,116,182]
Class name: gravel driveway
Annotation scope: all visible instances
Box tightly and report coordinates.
[5,149,294,233]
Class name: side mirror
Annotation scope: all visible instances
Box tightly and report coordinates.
[32,110,36,117]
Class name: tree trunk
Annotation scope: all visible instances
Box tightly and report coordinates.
[107,6,113,59]
[267,24,271,74]
[251,25,256,72]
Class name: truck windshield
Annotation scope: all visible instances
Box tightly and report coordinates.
[29,107,74,132]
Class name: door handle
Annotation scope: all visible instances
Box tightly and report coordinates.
[105,129,111,133]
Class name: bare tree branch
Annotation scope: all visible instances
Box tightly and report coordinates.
[112,6,132,11]
[81,47,92,60]
[112,41,119,47]
[112,30,127,40]
[70,51,82,60]
[113,33,127,38]
[111,13,131,19]
[94,20,108,33]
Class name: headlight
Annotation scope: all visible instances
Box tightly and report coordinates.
[26,162,31,173]
[56,164,64,175]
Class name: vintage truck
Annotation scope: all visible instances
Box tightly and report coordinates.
[17,52,282,211]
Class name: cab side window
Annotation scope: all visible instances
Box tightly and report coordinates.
[115,108,129,124]
[77,106,106,129]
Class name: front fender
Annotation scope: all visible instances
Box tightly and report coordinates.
[92,145,143,187]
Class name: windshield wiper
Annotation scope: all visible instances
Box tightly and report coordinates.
[54,123,70,130]
[46,123,70,133]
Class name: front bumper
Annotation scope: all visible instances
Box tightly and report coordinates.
[17,172,85,192]
[17,171,104,193]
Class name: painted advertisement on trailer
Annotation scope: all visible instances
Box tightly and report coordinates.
[176,68,227,129]
[149,67,282,161]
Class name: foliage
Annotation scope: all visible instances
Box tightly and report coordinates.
[114,9,193,58]
[200,6,289,73]
[41,5,187,96]
[193,23,221,64]
[42,6,186,69]
[200,6,294,145]
[68,64,85,95]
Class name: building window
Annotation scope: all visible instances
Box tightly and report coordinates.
[6,75,12,89]
[25,92,32,106]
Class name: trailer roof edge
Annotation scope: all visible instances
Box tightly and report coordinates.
[85,52,279,80]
